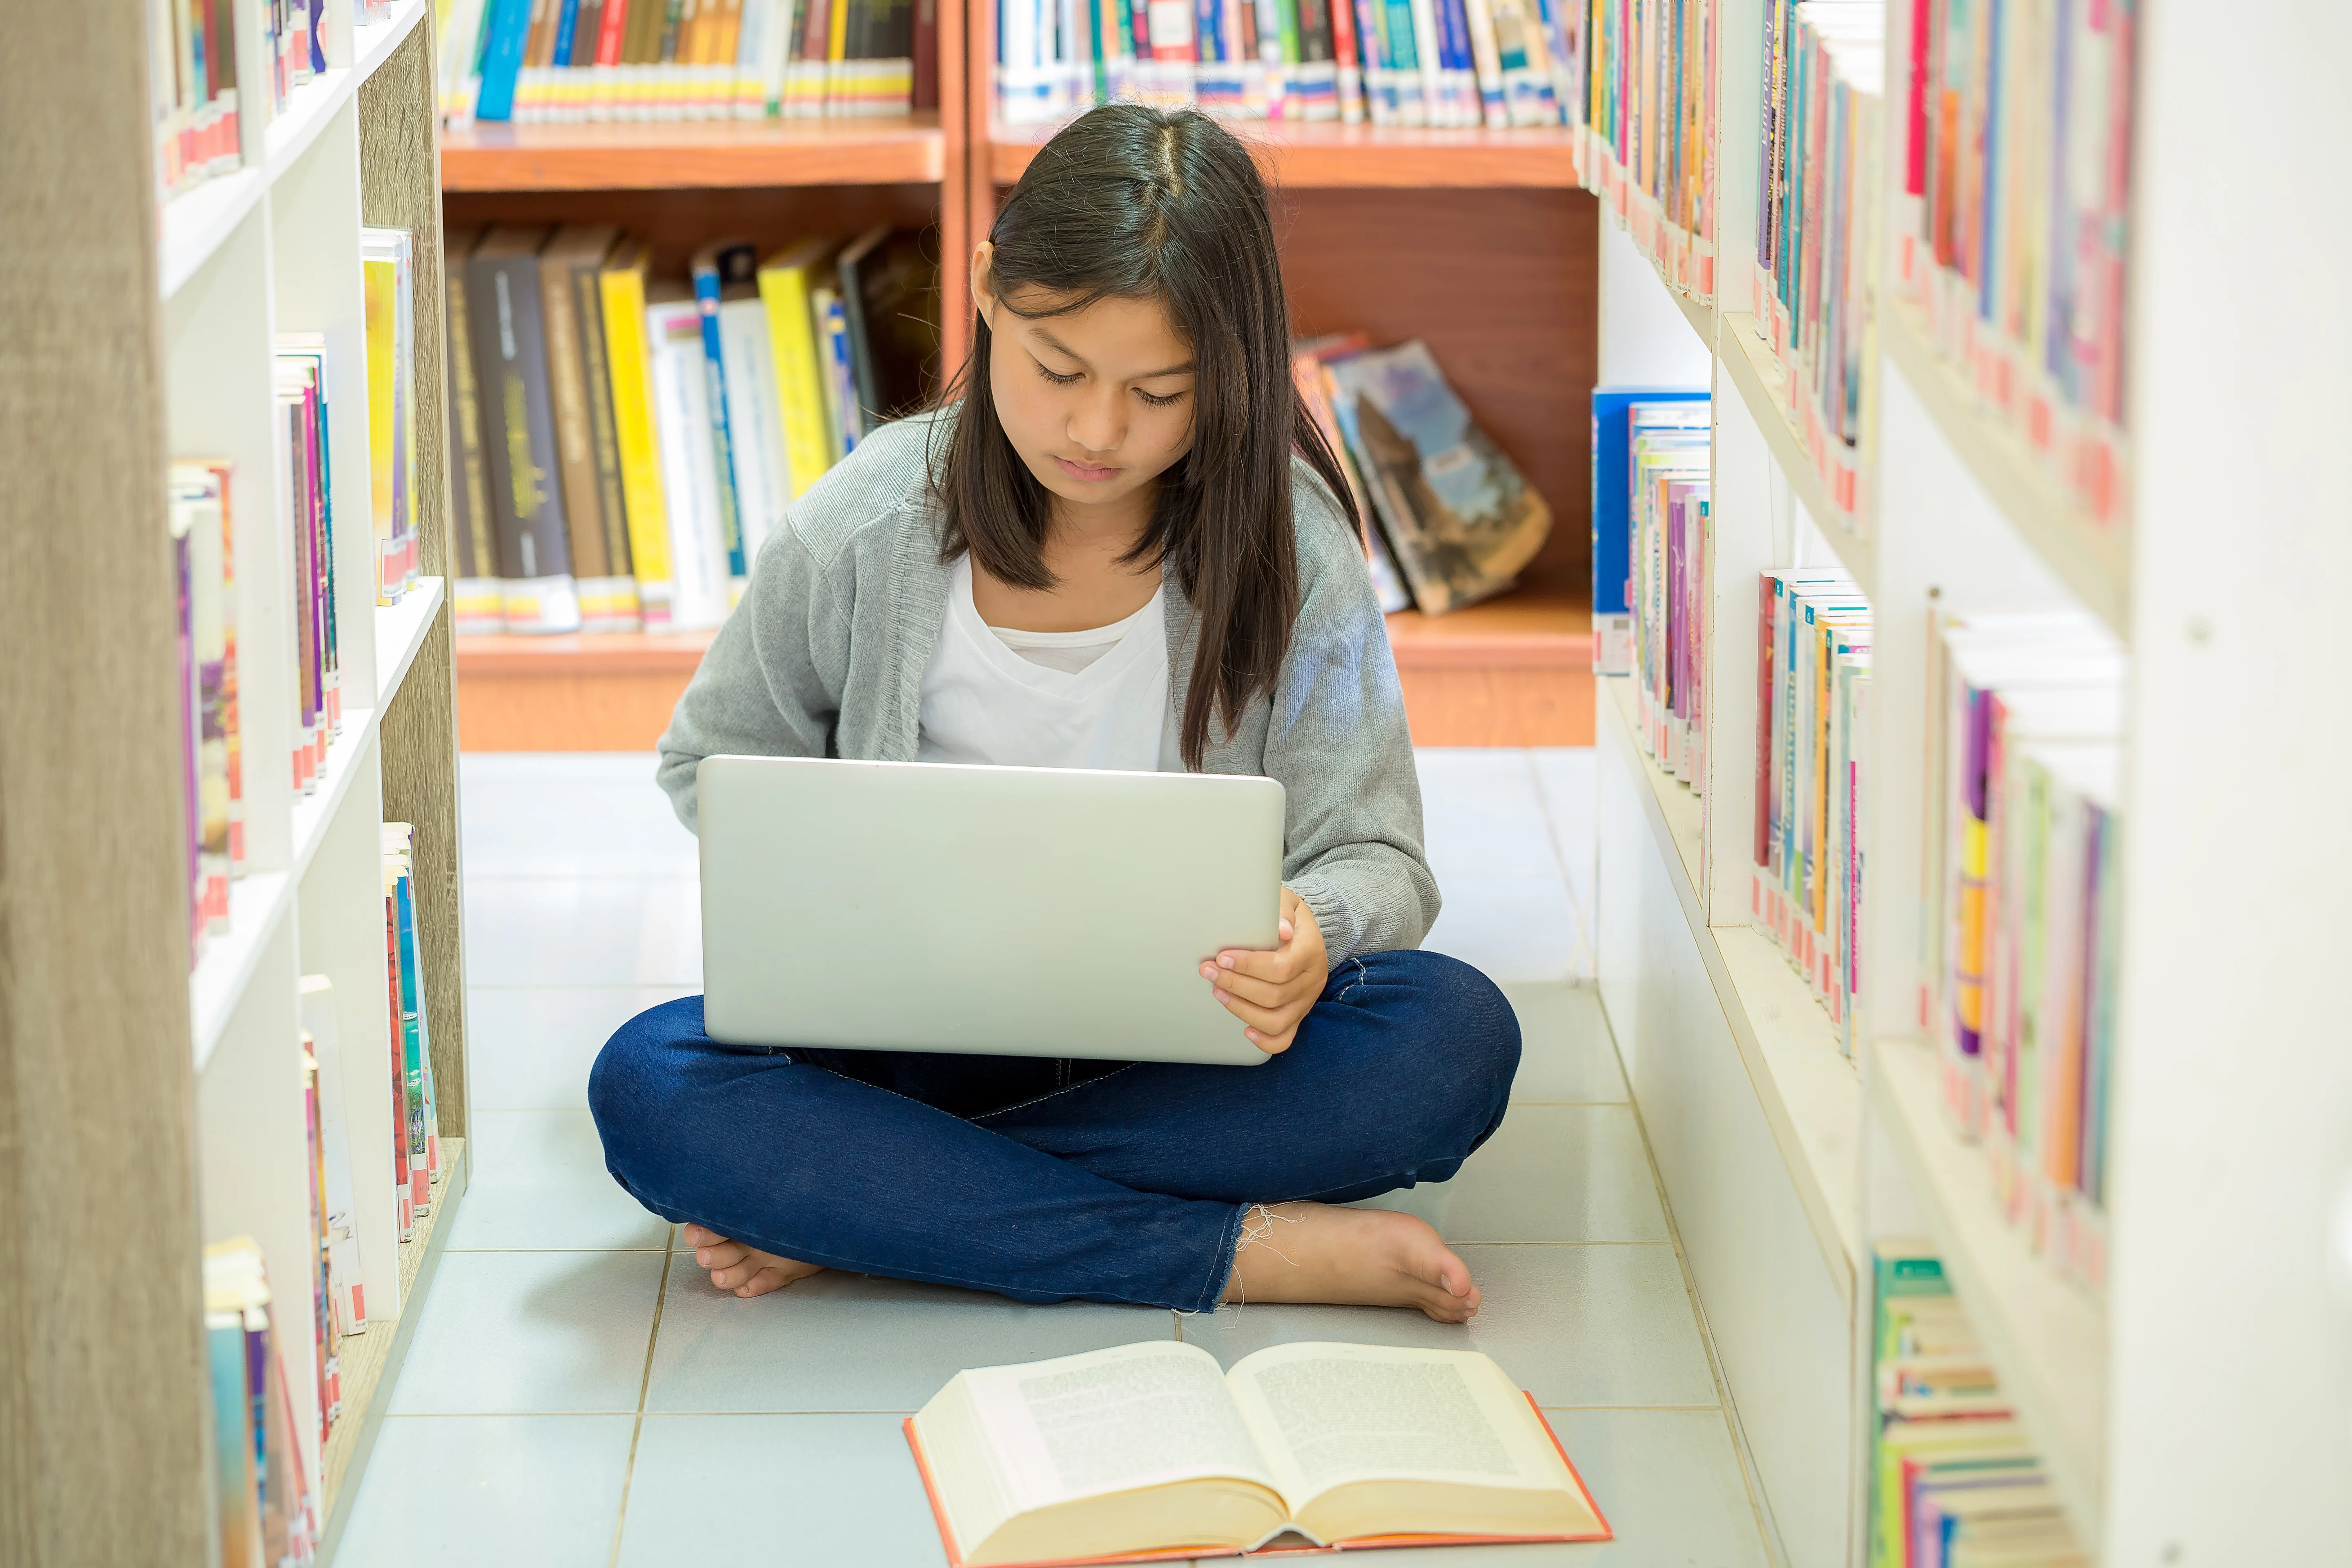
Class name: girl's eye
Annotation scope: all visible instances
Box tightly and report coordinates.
[1136,388,1185,408]
[1037,363,1082,387]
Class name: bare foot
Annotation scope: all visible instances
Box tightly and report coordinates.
[1222,1203,1480,1323]
[681,1223,826,1298]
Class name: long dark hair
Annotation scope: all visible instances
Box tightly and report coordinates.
[929,102,1360,770]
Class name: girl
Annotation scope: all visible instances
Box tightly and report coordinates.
[589,102,1521,1323]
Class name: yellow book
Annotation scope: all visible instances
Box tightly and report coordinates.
[755,237,838,498]
[363,252,401,606]
[599,239,675,629]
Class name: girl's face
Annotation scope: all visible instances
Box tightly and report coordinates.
[975,245,1198,522]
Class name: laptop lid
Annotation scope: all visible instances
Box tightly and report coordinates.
[697,756,1285,1066]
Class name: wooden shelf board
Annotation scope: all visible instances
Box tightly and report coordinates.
[1717,311,1878,592]
[439,113,947,190]
[1868,1034,2107,1549]
[1385,583,1592,670]
[318,1138,469,1542]
[989,119,1586,188]
[376,576,445,707]
[1602,674,1863,1296]
[1882,303,2130,641]
[455,626,719,676]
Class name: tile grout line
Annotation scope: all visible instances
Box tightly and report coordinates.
[1523,748,1597,980]
[606,1231,678,1568]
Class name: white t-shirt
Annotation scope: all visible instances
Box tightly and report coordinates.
[916,554,1180,771]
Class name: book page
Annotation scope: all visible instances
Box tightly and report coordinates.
[1225,1342,1572,1505]
[960,1341,1282,1516]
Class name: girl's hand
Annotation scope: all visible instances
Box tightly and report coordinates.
[1201,887,1328,1055]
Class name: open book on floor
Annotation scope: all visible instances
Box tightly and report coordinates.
[905,1340,1610,1566]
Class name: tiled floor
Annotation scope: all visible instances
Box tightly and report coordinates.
[335,749,1770,1568]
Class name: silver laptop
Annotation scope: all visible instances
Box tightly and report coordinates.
[697,755,1286,1066]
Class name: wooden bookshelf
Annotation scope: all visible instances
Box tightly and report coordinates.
[987,117,1586,187]
[0,2,473,1551]
[440,112,950,190]
[454,581,1594,750]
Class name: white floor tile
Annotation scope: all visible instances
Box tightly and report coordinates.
[444,1109,671,1252]
[387,1250,667,1414]
[1499,982,1627,1104]
[1179,1245,1717,1409]
[1415,750,1559,880]
[1351,1106,1668,1245]
[1530,749,1598,908]
[467,985,698,1112]
[460,752,698,879]
[1421,869,1581,983]
[615,1414,952,1567]
[332,1414,636,1568]
[1327,1407,1768,1567]
[643,1268,1176,1414]
[464,877,701,988]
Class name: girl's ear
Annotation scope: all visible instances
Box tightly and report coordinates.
[969,241,997,329]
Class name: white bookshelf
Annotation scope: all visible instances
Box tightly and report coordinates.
[1588,0,2352,1562]
[1,0,470,1555]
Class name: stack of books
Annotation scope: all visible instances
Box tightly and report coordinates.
[1869,1244,2086,1566]
[992,0,1585,130]
[445,225,940,636]
[1749,0,1883,516]
[276,336,344,801]
[1583,0,1714,301]
[1753,569,1871,1048]
[383,824,445,1242]
[149,0,245,200]
[298,976,368,1447]
[1293,334,1551,617]
[169,460,244,969]
[1929,611,2124,1293]
[439,0,933,125]
[1623,399,1712,781]
[1892,0,2134,528]
[204,1238,321,1568]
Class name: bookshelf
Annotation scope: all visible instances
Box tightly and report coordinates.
[986,117,1587,187]
[441,111,950,188]
[1589,0,2352,1563]
[0,1,471,1557]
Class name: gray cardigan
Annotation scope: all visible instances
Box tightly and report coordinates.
[654,410,1439,962]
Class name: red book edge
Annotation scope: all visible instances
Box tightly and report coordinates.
[902,1390,1613,1568]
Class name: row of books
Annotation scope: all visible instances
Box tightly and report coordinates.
[439,0,932,124]
[279,337,347,803]
[1929,611,2124,1295]
[365,229,428,607]
[444,224,938,635]
[1582,0,1713,299]
[1292,334,1550,617]
[1622,396,1711,784]
[151,0,398,203]
[171,462,244,965]
[385,824,446,1242]
[1748,0,1882,517]
[1892,0,2132,528]
[992,0,1586,129]
[204,1238,320,1567]
[1754,568,1871,1048]
[1870,1244,2085,1566]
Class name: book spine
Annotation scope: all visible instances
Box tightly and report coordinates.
[646,301,733,628]
[1460,0,1505,127]
[572,264,637,604]
[384,888,411,1242]
[539,250,611,581]
[468,250,583,631]
[689,265,749,581]
[600,261,675,628]
[1328,0,1362,121]
[758,265,833,496]
[714,300,786,570]
[443,250,506,631]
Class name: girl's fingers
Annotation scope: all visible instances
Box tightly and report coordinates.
[1216,944,1302,985]
[1212,988,1289,1031]
[1201,963,1290,1007]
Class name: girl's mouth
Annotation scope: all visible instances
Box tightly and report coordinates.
[1055,457,1122,483]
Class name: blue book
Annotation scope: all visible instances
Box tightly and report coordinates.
[690,241,761,582]
[550,0,582,75]
[1590,387,1708,673]
[473,0,534,121]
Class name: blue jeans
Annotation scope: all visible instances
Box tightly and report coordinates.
[587,948,1520,1311]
